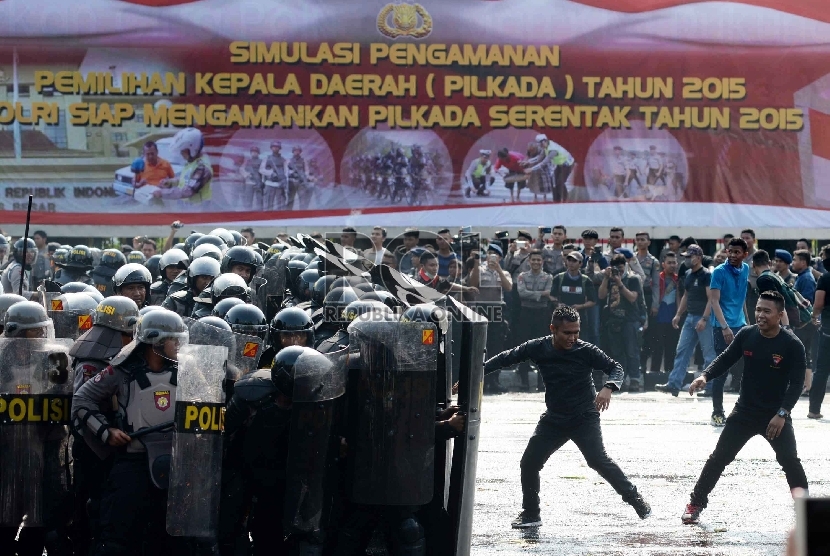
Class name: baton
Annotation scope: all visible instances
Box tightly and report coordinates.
[19,194,33,296]
[128,421,175,440]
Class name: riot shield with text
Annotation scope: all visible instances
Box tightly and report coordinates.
[48,294,96,340]
[0,338,74,527]
[283,348,347,537]
[346,319,437,506]
[446,299,487,556]
[167,343,228,538]
[255,257,286,323]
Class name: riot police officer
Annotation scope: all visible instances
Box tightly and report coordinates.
[212,297,246,320]
[91,249,127,298]
[259,307,315,369]
[113,263,153,308]
[127,250,146,265]
[72,309,189,556]
[150,248,189,305]
[144,254,162,283]
[2,237,36,295]
[68,296,140,554]
[221,246,262,286]
[162,257,221,317]
[314,287,359,347]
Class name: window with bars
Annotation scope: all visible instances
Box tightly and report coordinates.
[43,109,68,148]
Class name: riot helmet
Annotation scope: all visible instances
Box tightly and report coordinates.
[210,273,250,305]
[400,303,446,328]
[287,260,308,294]
[135,308,188,361]
[271,345,316,398]
[4,301,51,338]
[212,297,245,319]
[359,290,402,312]
[56,292,100,315]
[93,296,140,333]
[312,275,338,306]
[65,245,94,270]
[183,232,205,256]
[52,248,69,269]
[208,228,235,248]
[113,263,152,306]
[159,248,190,282]
[191,243,223,262]
[305,259,320,272]
[225,304,268,340]
[194,234,228,255]
[196,315,233,333]
[60,244,73,251]
[0,294,26,334]
[12,238,37,268]
[89,247,102,267]
[297,269,320,302]
[269,307,314,350]
[98,249,127,271]
[127,250,146,264]
[263,243,286,263]
[229,230,246,247]
[322,287,359,327]
[144,254,162,281]
[187,257,221,292]
[139,305,164,317]
[60,282,105,303]
[172,242,186,251]
[343,299,393,323]
[221,246,262,284]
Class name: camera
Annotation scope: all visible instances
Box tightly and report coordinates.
[540,226,552,234]
[611,267,620,277]
[495,231,510,240]
[515,241,527,249]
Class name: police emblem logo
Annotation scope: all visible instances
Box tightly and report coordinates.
[422,329,435,345]
[772,354,783,366]
[16,384,31,395]
[154,390,171,411]
[377,2,432,39]
[78,314,93,331]
[51,299,64,311]
[243,342,259,358]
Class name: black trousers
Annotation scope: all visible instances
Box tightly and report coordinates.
[690,409,808,508]
[520,411,637,514]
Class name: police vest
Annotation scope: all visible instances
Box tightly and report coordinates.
[473,160,490,178]
[265,154,287,182]
[288,156,307,182]
[180,154,212,204]
[124,367,177,454]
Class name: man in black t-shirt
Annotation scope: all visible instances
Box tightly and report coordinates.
[809,270,830,417]
[485,306,651,529]
[681,291,808,524]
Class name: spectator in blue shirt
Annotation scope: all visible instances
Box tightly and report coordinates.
[706,237,750,426]
[793,250,817,303]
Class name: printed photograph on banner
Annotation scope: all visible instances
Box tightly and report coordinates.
[459,128,579,205]
[795,73,830,208]
[583,120,688,202]
[340,126,451,209]
[219,128,339,212]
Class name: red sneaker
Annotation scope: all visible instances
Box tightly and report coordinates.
[682,503,703,524]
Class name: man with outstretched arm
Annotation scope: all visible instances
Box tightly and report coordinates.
[484,305,651,529]
[682,290,808,525]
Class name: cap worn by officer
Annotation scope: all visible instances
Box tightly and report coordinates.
[566,251,584,263]
[775,249,793,265]
[681,244,704,258]
[487,244,503,257]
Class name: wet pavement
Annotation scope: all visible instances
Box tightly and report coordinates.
[472,389,826,555]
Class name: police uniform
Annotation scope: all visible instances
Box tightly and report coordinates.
[515,269,553,389]
[260,151,288,210]
[162,290,195,318]
[1,261,30,295]
[242,153,263,210]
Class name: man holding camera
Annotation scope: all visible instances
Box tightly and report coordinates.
[599,254,646,391]
[534,225,566,276]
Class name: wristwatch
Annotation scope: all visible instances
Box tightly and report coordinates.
[777,409,789,418]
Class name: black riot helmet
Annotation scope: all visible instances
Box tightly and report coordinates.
[191,243,223,262]
[322,287,359,327]
[4,301,51,338]
[187,257,221,292]
[229,230,246,247]
[221,246,263,281]
[359,289,403,311]
[286,260,308,295]
[52,248,69,268]
[297,269,320,302]
[0,294,26,334]
[99,248,127,271]
[159,248,190,279]
[269,307,314,351]
[183,232,205,256]
[144,254,162,281]
[343,299,393,323]
[135,308,188,349]
[312,275,338,306]
[208,228,236,248]
[225,304,268,340]
[12,238,37,268]
[196,315,233,333]
[113,263,152,300]
[60,282,105,303]
[305,259,320,272]
[210,273,250,305]
[93,296,140,333]
[263,243,286,263]
[212,297,245,320]
[271,345,316,398]
[65,245,94,270]
[127,251,146,264]
[194,234,228,254]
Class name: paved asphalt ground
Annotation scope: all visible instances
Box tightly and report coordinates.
[471,389,827,555]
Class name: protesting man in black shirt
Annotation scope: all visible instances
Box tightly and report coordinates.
[682,290,808,524]
[484,306,651,528]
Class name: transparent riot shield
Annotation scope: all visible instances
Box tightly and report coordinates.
[47,293,97,340]
[255,257,286,323]
[0,338,73,527]
[167,343,228,538]
[283,348,347,537]
[228,333,263,380]
[445,298,488,556]
[346,319,437,506]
